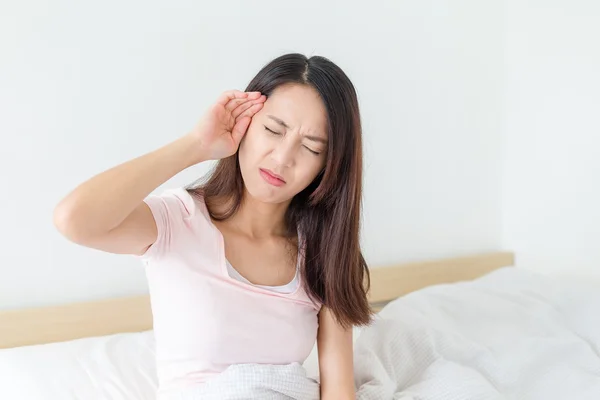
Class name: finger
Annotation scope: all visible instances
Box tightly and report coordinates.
[216,90,248,106]
[235,102,264,121]
[225,92,265,113]
[224,97,250,112]
[246,91,262,100]
[231,95,266,119]
[232,116,251,144]
[231,100,256,119]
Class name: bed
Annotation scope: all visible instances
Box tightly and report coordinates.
[1,251,599,399]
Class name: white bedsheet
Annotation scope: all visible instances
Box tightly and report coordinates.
[354,267,600,399]
[0,322,324,400]
[1,267,599,400]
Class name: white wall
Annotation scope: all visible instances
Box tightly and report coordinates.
[503,0,600,279]
[0,0,506,309]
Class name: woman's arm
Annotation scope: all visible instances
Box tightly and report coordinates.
[317,307,355,399]
[53,90,265,255]
[53,134,204,255]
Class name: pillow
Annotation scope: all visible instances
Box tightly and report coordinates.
[0,331,157,400]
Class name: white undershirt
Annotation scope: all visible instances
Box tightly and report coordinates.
[225,260,299,294]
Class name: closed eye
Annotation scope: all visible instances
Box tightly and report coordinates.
[265,125,321,155]
[264,126,282,135]
[304,146,321,155]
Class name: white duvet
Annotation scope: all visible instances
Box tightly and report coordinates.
[354,267,600,399]
[1,266,599,400]
[171,362,319,400]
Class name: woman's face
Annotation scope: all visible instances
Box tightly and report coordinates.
[238,83,328,204]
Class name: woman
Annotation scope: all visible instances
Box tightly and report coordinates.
[54,53,372,399]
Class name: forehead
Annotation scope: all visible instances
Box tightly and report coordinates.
[261,84,327,135]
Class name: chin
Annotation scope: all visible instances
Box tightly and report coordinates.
[244,181,292,205]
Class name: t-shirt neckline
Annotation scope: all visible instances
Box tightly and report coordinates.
[201,214,303,298]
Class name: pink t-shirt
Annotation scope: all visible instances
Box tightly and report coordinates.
[139,188,321,398]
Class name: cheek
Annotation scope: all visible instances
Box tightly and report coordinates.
[244,124,273,150]
[294,157,326,188]
[239,128,261,158]
[238,128,273,177]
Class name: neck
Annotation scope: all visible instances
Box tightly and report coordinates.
[229,191,291,239]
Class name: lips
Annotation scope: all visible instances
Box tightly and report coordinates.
[259,168,286,187]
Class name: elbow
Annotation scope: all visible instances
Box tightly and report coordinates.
[53,200,88,243]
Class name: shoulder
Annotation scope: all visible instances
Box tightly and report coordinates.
[145,187,210,221]
[139,187,213,260]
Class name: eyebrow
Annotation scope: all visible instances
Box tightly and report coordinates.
[267,115,290,129]
[267,114,328,144]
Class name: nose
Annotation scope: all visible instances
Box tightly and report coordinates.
[270,136,295,168]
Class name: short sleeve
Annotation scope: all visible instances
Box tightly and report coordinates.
[139,188,195,260]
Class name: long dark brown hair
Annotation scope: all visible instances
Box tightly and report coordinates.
[188,53,372,328]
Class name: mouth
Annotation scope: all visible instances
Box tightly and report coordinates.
[259,168,286,187]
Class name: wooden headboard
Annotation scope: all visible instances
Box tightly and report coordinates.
[0,251,514,349]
